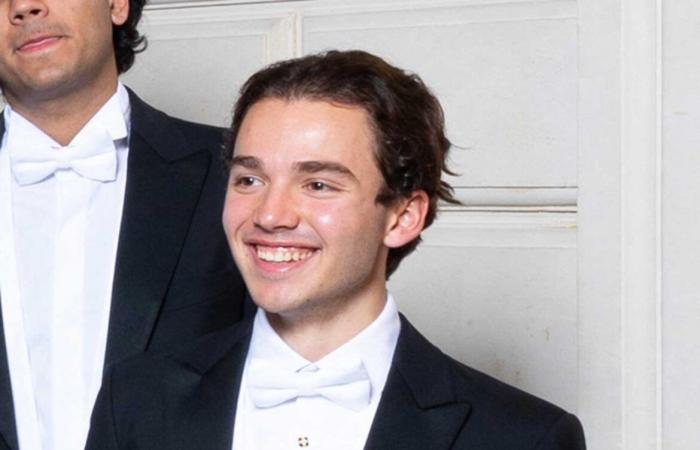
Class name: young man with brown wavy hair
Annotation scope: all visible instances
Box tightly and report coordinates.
[86,50,584,450]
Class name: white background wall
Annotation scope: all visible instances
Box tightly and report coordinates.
[123,1,700,448]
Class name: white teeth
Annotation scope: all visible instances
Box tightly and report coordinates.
[257,246,313,263]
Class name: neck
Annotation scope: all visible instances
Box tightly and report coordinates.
[5,76,119,146]
[267,285,388,362]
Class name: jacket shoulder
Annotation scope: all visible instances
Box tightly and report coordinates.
[448,352,585,448]
[108,319,251,383]
[126,87,227,157]
[397,317,585,449]
[98,321,249,426]
[164,115,225,148]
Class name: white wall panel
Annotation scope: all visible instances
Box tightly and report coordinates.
[122,8,296,126]
[390,244,577,410]
[302,1,578,191]
[389,211,577,410]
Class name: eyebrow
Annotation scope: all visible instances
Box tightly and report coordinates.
[231,156,358,182]
[230,155,261,169]
[294,160,357,181]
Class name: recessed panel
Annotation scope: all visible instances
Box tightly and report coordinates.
[389,244,578,411]
[304,6,577,188]
[123,10,294,126]
[124,36,264,126]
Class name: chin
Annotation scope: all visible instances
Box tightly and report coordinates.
[22,71,77,99]
[249,289,295,314]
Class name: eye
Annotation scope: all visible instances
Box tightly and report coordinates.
[304,180,340,193]
[238,176,258,186]
[308,181,330,191]
[232,175,263,190]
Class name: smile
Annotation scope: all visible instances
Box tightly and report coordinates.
[256,246,314,263]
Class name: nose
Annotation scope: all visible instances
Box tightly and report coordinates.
[9,0,48,23]
[253,186,299,232]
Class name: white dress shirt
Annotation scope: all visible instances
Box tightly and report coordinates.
[233,295,401,450]
[0,84,130,450]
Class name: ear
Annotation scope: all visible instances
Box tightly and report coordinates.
[109,0,130,26]
[383,191,430,249]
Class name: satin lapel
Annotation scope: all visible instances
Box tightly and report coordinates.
[0,303,18,450]
[165,322,251,449]
[105,95,211,365]
[364,317,471,450]
[0,118,18,450]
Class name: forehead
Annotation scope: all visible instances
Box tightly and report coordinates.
[234,98,377,164]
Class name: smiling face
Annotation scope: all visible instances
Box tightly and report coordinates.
[223,98,416,326]
[0,0,128,105]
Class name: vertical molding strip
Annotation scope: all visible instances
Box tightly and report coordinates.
[620,0,662,449]
[267,13,298,62]
[654,1,663,448]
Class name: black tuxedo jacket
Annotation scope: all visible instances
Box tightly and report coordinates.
[0,90,247,450]
[85,314,585,449]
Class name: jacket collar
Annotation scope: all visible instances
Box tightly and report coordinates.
[127,88,205,163]
[170,314,471,450]
[163,319,253,449]
[171,317,254,375]
[364,315,472,449]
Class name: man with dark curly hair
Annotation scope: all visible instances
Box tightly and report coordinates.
[0,1,246,449]
[86,50,585,450]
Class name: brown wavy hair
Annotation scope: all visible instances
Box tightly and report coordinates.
[226,50,460,277]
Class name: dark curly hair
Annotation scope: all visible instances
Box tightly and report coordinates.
[113,0,148,73]
[226,50,460,277]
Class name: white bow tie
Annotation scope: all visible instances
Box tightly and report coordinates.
[247,358,372,411]
[10,128,118,185]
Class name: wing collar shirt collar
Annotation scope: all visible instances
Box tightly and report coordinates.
[0,83,131,450]
[233,294,401,450]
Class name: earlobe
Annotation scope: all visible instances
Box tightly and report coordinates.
[383,191,429,249]
[110,0,130,26]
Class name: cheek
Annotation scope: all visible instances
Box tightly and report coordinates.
[305,201,345,228]
[308,200,382,240]
[316,211,334,226]
[222,194,246,235]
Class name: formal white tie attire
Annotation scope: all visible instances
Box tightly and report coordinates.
[232,295,401,450]
[0,83,130,450]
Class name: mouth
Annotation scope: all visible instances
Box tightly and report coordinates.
[245,241,319,274]
[16,35,62,54]
[256,245,315,263]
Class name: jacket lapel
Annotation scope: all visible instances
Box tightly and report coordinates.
[164,320,252,449]
[0,119,18,450]
[364,316,471,450]
[0,301,18,450]
[105,91,212,366]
